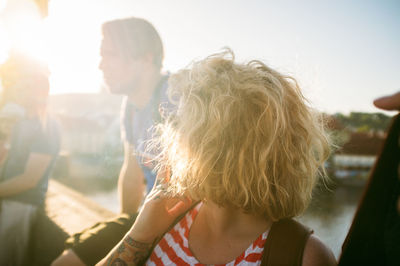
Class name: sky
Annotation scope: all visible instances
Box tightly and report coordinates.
[0,0,399,114]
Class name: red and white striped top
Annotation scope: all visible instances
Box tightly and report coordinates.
[146,203,268,266]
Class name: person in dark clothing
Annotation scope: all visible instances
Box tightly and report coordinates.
[338,91,400,266]
[0,52,60,266]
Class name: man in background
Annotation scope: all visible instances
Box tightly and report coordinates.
[52,17,171,266]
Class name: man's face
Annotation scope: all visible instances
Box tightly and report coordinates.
[99,34,144,95]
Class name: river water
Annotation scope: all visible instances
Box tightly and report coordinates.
[87,184,365,260]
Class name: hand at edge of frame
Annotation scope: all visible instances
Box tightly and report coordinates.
[373,91,400,111]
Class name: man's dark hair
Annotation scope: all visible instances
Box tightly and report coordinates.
[102,17,164,69]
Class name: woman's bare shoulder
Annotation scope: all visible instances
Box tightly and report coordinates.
[302,235,337,266]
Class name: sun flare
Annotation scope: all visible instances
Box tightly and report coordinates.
[0,0,103,95]
[0,0,48,61]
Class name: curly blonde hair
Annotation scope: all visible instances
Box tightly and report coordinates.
[153,50,331,221]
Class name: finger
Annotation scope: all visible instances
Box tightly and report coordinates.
[155,183,168,191]
[145,188,166,203]
[373,91,400,111]
[168,197,193,217]
[154,166,170,188]
[165,166,171,183]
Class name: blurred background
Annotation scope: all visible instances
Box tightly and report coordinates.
[0,0,399,259]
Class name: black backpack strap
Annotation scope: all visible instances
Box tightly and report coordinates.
[261,218,313,266]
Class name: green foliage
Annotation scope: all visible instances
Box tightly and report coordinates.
[334,112,393,132]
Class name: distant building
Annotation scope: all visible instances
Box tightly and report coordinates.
[48,93,122,155]
[48,93,123,179]
[334,131,385,182]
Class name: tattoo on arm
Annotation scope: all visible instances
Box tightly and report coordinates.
[106,235,153,266]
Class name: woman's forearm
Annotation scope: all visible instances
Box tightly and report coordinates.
[98,234,153,266]
[98,174,192,266]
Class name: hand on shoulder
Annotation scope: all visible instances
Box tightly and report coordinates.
[128,171,193,243]
[97,172,193,266]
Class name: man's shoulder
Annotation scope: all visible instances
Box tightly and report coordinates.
[158,74,175,116]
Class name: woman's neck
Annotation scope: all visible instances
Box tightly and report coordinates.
[188,201,272,264]
[201,201,272,239]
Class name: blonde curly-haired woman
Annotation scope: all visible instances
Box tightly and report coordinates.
[99,50,336,266]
